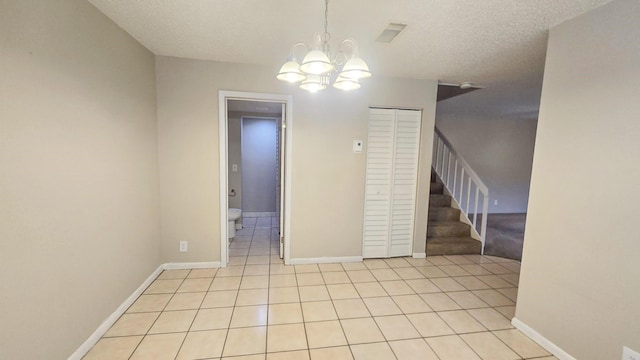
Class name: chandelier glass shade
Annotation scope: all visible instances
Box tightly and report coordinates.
[276,0,371,92]
[299,74,327,93]
[333,75,361,91]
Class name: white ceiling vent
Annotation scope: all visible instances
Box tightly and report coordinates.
[376,23,407,43]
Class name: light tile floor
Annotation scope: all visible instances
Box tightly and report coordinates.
[84,216,557,360]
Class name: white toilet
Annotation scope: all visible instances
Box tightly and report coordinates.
[228,208,242,238]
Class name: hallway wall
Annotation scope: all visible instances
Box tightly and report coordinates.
[0,1,161,358]
[241,118,278,213]
[517,0,640,358]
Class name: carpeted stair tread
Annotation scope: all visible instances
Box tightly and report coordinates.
[428,221,471,226]
[427,221,471,237]
[429,182,444,194]
[429,194,451,207]
[428,207,461,221]
[426,236,482,255]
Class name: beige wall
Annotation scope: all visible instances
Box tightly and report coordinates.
[435,114,537,214]
[516,0,640,358]
[156,56,437,262]
[0,0,161,359]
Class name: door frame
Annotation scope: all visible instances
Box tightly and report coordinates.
[218,90,293,267]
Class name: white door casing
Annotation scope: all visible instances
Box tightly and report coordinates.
[219,91,293,267]
[279,103,286,259]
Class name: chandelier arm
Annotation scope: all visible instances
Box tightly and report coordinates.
[289,42,311,60]
[313,33,323,48]
[331,52,348,67]
[331,38,360,67]
[338,38,360,58]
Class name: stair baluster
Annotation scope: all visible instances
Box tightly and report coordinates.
[429,127,489,255]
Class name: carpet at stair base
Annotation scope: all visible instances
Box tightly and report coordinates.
[426,171,482,256]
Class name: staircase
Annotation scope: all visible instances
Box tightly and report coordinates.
[427,171,482,255]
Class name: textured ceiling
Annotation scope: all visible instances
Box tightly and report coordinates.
[88,0,612,118]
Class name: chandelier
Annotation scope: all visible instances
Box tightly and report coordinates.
[276,0,371,92]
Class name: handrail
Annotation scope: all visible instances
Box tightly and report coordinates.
[432,127,489,254]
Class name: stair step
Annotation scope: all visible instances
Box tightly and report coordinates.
[427,221,470,237]
[427,169,480,256]
[426,236,482,256]
[428,207,461,221]
[429,194,451,207]
[429,182,444,194]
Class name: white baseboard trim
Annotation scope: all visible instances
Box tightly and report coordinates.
[163,262,221,270]
[512,318,576,360]
[243,212,275,218]
[412,252,426,259]
[70,261,222,360]
[68,264,164,360]
[288,256,363,265]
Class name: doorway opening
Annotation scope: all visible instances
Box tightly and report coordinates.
[218,91,293,267]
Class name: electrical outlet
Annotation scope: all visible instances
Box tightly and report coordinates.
[623,346,640,360]
[494,199,498,206]
[179,241,188,252]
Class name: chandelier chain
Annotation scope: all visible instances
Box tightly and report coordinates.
[324,0,329,36]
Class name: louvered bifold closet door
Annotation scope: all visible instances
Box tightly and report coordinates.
[389,110,421,257]
[362,109,395,258]
[363,108,421,258]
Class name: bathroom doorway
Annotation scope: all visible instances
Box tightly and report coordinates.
[218,91,293,267]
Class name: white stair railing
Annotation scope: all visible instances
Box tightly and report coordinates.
[432,127,489,254]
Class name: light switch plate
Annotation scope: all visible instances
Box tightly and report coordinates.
[623,346,640,360]
[353,140,363,153]
[232,164,238,172]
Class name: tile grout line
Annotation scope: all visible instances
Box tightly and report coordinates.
[323,264,360,359]
[91,231,529,360]
[123,270,191,360]
[172,268,212,359]
[217,222,254,358]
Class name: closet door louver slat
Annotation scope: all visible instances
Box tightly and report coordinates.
[362,109,395,258]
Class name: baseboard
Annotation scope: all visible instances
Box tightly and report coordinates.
[69,261,221,360]
[163,262,221,270]
[243,212,275,218]
[511,318,576,360]
[412,252,426,259]
[68,264,164,360]
[288,256,363,265]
